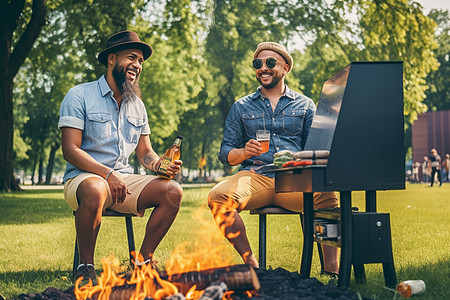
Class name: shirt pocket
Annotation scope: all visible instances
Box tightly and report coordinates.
[282,108,306,135]
[242,112,265,137]
[86,113,112,139]
[126,115,146,143]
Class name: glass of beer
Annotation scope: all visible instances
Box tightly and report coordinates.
[256,130,270,153]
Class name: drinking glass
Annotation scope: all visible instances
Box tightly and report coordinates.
[256,130,270,153]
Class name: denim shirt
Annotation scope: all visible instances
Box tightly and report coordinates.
[58,75,150,183]
[219,85,316,177]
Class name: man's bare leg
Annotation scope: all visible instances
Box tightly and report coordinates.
[75,177,108,265]
[322,244,339,274]
[136,179,182,261]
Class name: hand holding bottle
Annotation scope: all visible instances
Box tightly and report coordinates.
[157,135,183,179]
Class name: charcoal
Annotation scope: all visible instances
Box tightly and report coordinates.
[11,268,369,300]
[13,286,76,300]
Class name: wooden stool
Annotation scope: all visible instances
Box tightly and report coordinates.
[250,206,324,271]
[72,209,136,275]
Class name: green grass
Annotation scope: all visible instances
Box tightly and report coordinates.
[0,183,449,299]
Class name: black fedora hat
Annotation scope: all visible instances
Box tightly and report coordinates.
[98,30,152,65]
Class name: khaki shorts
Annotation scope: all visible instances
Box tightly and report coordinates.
[64,173,159,217]
[208,171,338,212]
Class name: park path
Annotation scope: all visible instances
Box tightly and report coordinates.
[20,182,215,190]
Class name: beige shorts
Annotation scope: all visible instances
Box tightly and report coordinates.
[64,173,159,217]
[208,171,338,212]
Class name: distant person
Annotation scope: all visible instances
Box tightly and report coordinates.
[59,31,183,285]
[421,156,429,183]
[208,42,339,277]
[441,153,449,182]
[428,148,442,187]
[412,162,420,183]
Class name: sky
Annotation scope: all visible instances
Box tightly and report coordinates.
[417,0,450,13]
[289,1,449,51]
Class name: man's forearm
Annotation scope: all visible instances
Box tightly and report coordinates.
[141,152,160,172]
[227,148,248,166]
[64,148,111,179]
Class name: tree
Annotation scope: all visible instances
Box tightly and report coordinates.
[8,0,443,185]
[356,0,439,123]
[205,0,294,124]
[292,1,439,118]
[0,0,46,191]
[135,0,205,152]
[424,9,450,111]
[12,0,149,185]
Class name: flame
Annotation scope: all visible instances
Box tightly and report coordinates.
[186,285,205,299]
[75,255,179,300]
[74,199,253,299]
[165,202,235,275]
[209,197,241,241]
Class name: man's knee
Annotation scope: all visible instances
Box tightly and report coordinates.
[208,185,239,214]
[313,191,338,209]
[166,180,183,208]
[76,177,108,209]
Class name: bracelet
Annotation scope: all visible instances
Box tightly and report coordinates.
[105,169,114,181]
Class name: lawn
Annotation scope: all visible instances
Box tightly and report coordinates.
[0,183,449,299]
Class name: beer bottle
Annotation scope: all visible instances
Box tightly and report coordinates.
[157,135,183,179]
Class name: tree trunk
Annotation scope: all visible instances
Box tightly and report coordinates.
[31,152,37,185]
[38,154,44,184]
[0,0,46,191]
[0,78,19,191]
[45,142,59,184]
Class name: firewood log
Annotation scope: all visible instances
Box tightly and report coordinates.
[160,264,260,294]
[95,264,259,300]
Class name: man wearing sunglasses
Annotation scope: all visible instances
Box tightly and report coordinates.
[208,42,339,277]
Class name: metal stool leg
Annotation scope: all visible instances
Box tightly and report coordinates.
[73,238,79,278]
[259,214,267,270]
[353,264,366,283]
[125,216,136,266]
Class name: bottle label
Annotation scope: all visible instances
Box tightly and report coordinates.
[404,280,426,295]
[159,157,172,173]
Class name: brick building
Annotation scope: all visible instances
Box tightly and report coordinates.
[412,110,450,164]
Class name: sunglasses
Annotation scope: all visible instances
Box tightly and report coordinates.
[252,57,278,69]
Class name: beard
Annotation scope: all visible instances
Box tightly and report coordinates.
[256,72,282,89]
[112,62,142,100]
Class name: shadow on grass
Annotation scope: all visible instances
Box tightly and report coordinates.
[0,269,74,299]
[0,190,72,225]
[0,187,208,226]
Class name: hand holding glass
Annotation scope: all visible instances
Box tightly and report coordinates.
[256,130,270,153]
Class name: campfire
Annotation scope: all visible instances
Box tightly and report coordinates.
[14,198,362,300]
[74,257,259,300]
[14,200,362,300]
[74,201,260,300]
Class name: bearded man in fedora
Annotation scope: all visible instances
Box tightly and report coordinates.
[59,31,183,284]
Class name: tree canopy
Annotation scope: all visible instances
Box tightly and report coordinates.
[2,0,446,190]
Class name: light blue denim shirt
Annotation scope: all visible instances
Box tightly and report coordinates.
[58,75,150,183]
[219,85,316,177]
